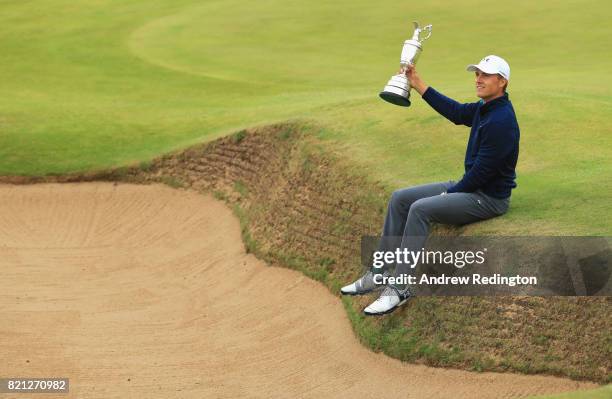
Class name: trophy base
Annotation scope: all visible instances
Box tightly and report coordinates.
[379,74,412,107]
[379,91,411,107]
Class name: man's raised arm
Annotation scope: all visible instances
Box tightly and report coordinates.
[405,64,479,127]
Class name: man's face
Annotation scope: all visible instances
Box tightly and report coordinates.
[475,70,507,100]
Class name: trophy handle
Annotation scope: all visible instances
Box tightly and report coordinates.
[419,24,433,41]
[411,21,432,42]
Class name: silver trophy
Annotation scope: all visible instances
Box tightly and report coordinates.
[379,21,432,107]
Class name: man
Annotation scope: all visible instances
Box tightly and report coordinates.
[341,55,520,316]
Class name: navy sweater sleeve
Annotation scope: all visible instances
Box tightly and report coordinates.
[421,87,479,127]
[446,121,514,194]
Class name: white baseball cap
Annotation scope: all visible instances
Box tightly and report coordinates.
[467,55,510,81]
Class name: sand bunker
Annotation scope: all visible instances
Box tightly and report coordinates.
[0,183,597,398]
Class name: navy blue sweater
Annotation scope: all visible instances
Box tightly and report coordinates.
[421,87,520,199]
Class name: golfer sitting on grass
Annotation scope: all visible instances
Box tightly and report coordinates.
[341,55,520,316]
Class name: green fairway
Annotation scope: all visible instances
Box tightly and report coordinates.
[0,0,610,234]
[527,385,611,399]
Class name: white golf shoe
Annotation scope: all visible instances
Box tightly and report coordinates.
[363,285,411,316]
[340,270,387,296]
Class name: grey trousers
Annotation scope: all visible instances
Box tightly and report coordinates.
[376,181,510,288]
